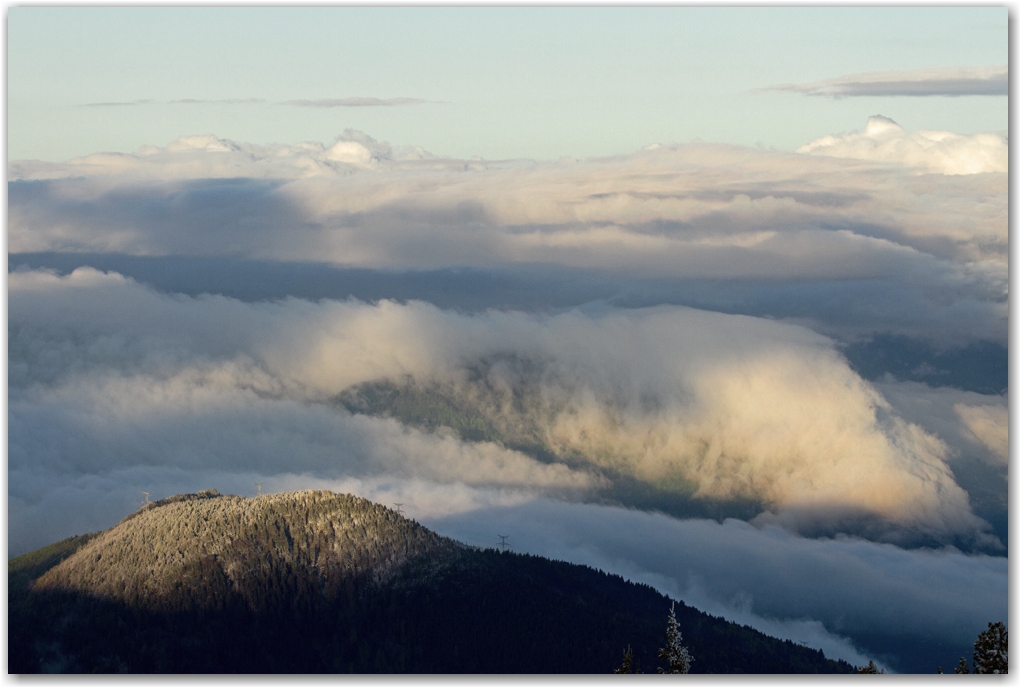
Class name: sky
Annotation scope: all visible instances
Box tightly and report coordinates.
[6,5,1010,676]
[8,6,1008,161]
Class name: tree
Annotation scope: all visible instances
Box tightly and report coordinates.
[657,602,693,674]
[857,660,884,674]
[614,645,640,674]
[944,622,1008,674]
[972,621,1007,674]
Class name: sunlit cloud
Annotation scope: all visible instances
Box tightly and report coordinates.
[798,115,1007,175]
[9,267,1000,553]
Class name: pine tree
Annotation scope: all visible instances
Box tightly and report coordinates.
[614,645,637,674]
[954,657,969,674]
[972,621,1007,674]
[857,660,884,674]
[657,602,693,674]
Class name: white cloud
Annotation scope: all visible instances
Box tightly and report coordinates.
[798,115,1007,175]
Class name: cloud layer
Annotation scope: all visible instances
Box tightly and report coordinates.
[7,122,1007,349]
[762,66,1008,98]
[79,97,427,108]
[427,498,1007,672]
[10,267,1001,553]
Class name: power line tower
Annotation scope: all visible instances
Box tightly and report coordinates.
[393,503,404,516]
[254,482,263,497]
[498,534,510,552]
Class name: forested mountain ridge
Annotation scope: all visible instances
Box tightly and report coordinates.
[32,489,459,613]
[10,490,855,674]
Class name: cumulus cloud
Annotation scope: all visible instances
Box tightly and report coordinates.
[9,267,998,553]
[798,115,1007,175]
[761,66,1008,98]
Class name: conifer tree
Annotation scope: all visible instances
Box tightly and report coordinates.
[857,660,884,674]
[614,645,637,674]
[657,602,693,674]
[972,621,1007,674]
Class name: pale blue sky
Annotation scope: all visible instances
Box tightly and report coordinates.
[8,6,1008,162]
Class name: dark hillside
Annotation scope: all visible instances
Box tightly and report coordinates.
[9,490,855,674]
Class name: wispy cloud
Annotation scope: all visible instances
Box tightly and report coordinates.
[79,99,157,108]
[282,97,430,107]
[760,66,1007,98]
[168,98,267,105]
[77,97,425,108]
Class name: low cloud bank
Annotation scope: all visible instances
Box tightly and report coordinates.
[426,498,1006,672]
[10,268,1000,553]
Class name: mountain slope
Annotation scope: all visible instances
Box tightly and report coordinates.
[9,489,855,674]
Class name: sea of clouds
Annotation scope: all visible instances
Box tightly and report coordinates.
[8,116,1007,671]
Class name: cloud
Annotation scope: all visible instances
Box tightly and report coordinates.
[7,124,1006,348]
[77,97,425,109]
[426,498,1006,672]
[169,98,267,105]
[873,380,1008,469]
[78,99,157,108]
[953,404,1008,464]
[283,97,429,107]
[7,121,1005,677]
[761,66,1008,98]
[9,267,998,552]
[798,115,1007,175]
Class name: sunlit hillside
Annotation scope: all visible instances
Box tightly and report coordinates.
[10,490,855,674]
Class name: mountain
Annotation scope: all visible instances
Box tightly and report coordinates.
[9,489,855,674]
